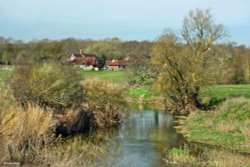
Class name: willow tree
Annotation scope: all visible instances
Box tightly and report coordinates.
[151,9,226,114]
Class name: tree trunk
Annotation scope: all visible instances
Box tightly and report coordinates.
[171,93,203,115]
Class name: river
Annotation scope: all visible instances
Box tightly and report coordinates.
[87,105,184,167]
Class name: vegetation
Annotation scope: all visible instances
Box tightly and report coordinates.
[124,87,153,101]
[151,9,226,114]
[81,71,126,84]
[0,62,125,164]
[11,63,84,110]
[177,98,250,153]
[165,147,250,167]
[0,7,250,167]
[0,69,13,87]
[201,84,250,107]
[40,136,120,167]
[0,97,119,165]
[1,104,57,163]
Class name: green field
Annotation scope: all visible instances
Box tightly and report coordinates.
[178,97,250,154]
[81,71,126,84]
[0,70,13,87]
[200,85,250,107]
[125,84,250,103]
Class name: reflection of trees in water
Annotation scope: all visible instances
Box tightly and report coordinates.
[151,111,185,153]
[83,108,185,167]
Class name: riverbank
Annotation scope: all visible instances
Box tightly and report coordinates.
[176,97,250,154]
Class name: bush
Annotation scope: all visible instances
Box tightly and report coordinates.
[57,102,122,135]
[126,68,155,87]
[57,79,125,135]
[11,63,84,111]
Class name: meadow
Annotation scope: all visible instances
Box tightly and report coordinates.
[80,70,126,84]
[0,69,13,87]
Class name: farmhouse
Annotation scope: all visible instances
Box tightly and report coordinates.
[106,59,128,70]
[68,50,100,70]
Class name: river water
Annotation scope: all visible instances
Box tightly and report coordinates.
[88,105,185,167]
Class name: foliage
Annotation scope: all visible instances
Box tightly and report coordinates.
[126,67,155,87]
[222,45,250,84]
[11,63,84,110]
[0,36,249,86]
[121,41,153,70]
[84,38,123,60]
[57,78,125,135]
[151,9,226,114]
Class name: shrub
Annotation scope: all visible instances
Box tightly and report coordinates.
[11,63,84,111]
[126,68,155,87]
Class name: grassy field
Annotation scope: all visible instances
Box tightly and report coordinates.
[80,71,126,84]
[0,69,13,87]
[177,97,250,154]
[125,84,250,102]
[201,85,250,107]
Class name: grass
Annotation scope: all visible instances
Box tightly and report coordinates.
[0,104,57,163]
[201,84,250,107]
[124,87,154,101]
[0,69,13,87]
[165,147,250,167]
[80,71,126,84]
[177,97,250,154]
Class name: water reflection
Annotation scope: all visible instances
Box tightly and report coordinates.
[88,105,184,167]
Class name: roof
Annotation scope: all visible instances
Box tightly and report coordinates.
[106,60,127,66]
[72,53,98,58]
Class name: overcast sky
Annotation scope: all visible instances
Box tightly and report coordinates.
[0,0,249,45]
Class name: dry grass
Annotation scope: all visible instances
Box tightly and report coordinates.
[165,147,250,167]
[206,150,250,167]
[0,78,125,165]
[41,136,120,167]
[82,78,125,102]
[57,102,123,135]
[0,104,58,163]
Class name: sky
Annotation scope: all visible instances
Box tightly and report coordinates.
[0,0,250,46]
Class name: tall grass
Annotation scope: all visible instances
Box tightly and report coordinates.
[41,136,120,167]
[165,147,250,167]
[0,104,58,163]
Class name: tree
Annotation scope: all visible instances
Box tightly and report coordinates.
[84,39,123,60]
[151,9,226,114]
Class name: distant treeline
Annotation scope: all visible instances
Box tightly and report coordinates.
[0,36,249,84]
[0,37,153,64]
